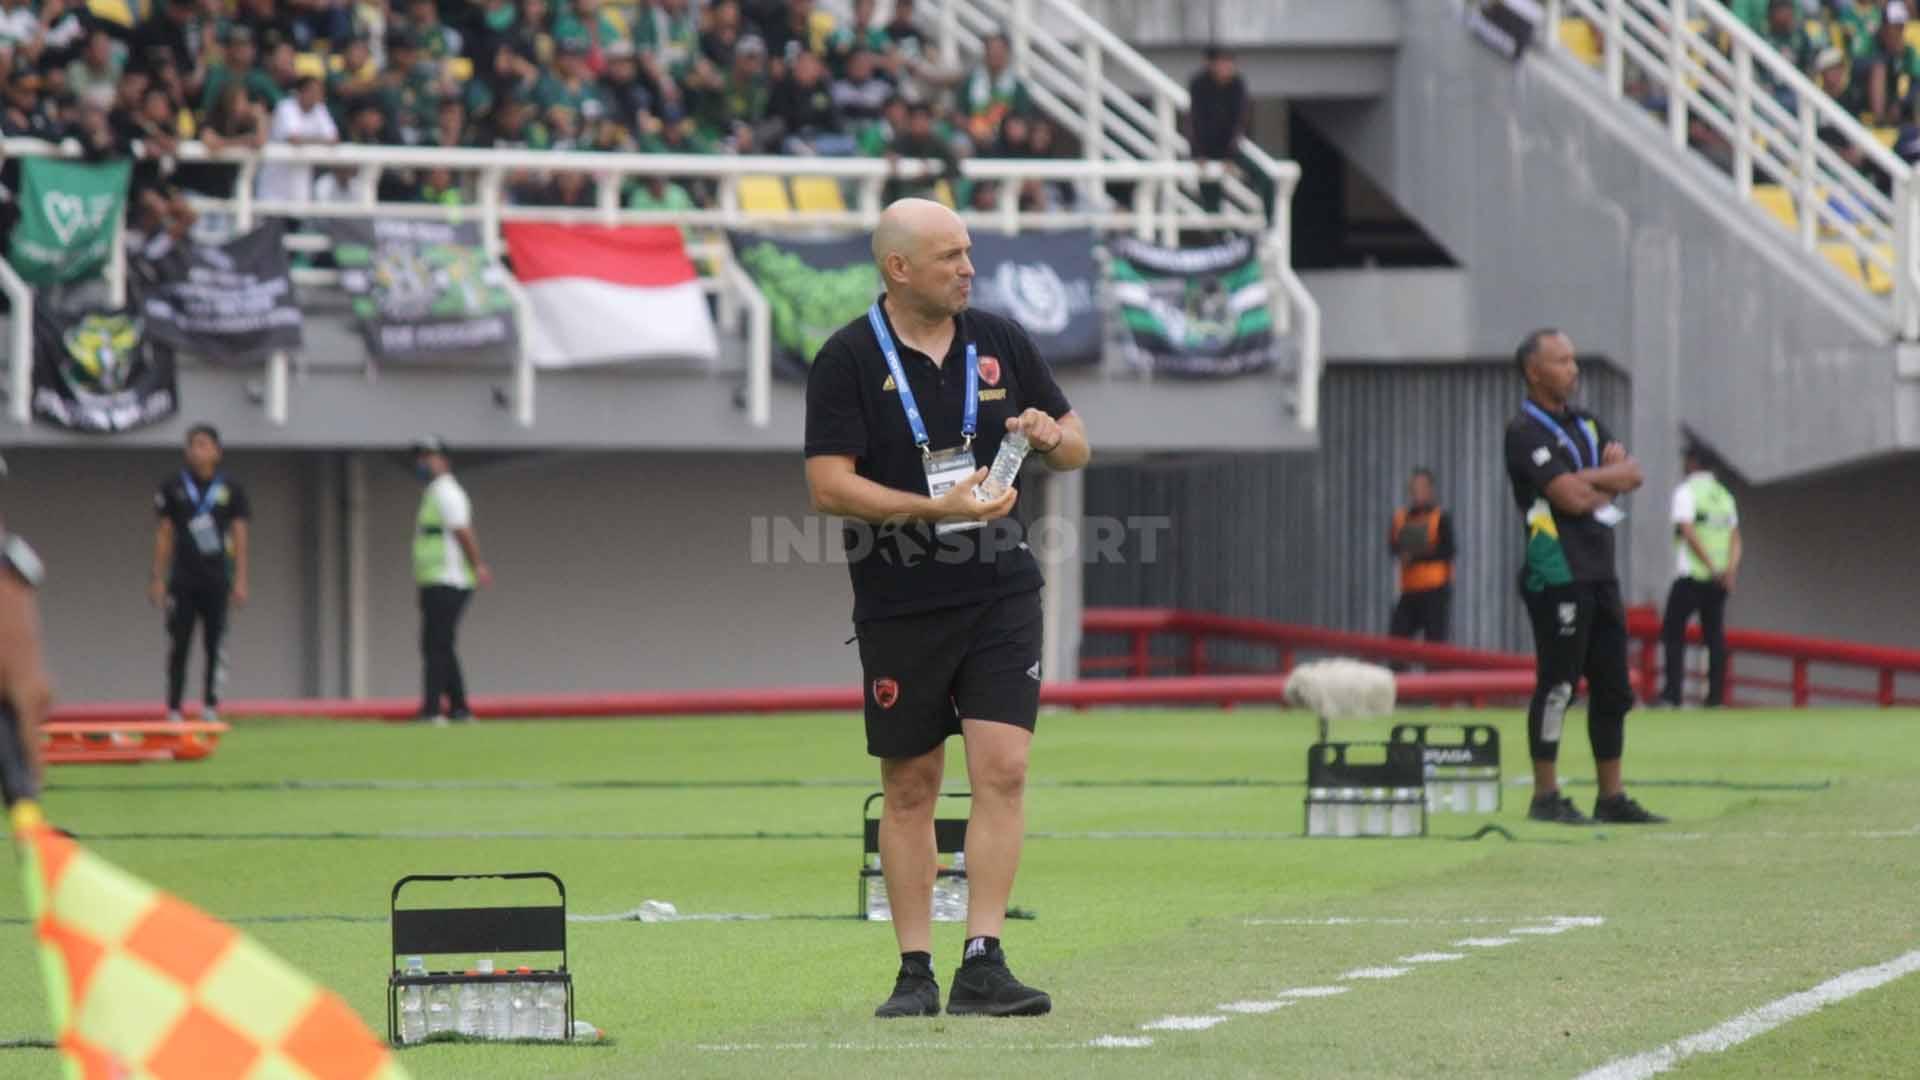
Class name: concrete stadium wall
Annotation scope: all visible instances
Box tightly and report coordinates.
[1300,0,1919,636]
[2,450,861,703]
[1082,360,1635,656]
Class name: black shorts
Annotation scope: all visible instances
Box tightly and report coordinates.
[856,589,1044,760]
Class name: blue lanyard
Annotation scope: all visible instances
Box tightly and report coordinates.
[868,301,977,454]
[180,470,222,516]
[1521,402,1597,469]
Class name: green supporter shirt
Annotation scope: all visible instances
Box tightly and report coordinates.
[552,8,625,49]
[631,5,696,61]
[625,179,695,212]
[1838,3,1884,57]
[199,65,282,114]
[536,74,610,124]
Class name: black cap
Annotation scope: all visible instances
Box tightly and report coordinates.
[412,435,449,456]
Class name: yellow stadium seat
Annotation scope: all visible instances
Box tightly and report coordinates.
[1867,244,1894,294]
[1752,184,1798,233]
[294,53,327,80]
[931,179,957,208]
[446,57,473,82]
[790,176,848,213]
[86,0,134,27]
[1874,126,1899,149]
[1820,242,1867,288]
[1559,17,1602,66]
[739,175,792,214]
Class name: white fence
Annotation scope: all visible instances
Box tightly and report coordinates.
[0,140,1316,433]
[1542,0,1920,338]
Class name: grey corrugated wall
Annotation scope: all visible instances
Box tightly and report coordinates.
[1082,360,1634,660]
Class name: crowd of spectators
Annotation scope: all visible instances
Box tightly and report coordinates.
[0,0,1082,243]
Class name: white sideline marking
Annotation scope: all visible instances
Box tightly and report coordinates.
[1142,1015,1230,1031]
[1248,915,1599,927]
[698,1041,1135,1052]
[1574,949,1920,1080]
[1341,966,1412,980]
[1454,937,1519,948]
[1218,1000,1296,1014]
[1279,986,1351,999]
[1513,916,1607,935]
[1399,953,1467,964]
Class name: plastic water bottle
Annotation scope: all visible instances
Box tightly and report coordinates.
[570,1019,604,1042]
[973,430,1030,501]
[486,963,512,1040]
[537,981,568,1040]
[398,957,427,1045]
[510,968,539,1039]
[426,981,454,1037]
[456,968,485,1037]
[931,852,969,921]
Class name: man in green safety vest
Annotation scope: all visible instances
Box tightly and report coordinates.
[1657,444,1741,708]
[412,436,492,724]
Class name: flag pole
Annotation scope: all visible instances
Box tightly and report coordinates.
[0,702,46,833]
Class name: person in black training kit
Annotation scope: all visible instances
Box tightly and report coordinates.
[805,198,1090,1020]
[150,424,250,724]
[1504,330,1665,825]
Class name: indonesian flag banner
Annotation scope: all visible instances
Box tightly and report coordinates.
[503,223,720,369]
[12,803,408,1080]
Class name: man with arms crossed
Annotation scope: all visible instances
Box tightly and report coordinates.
[1504,330,1666,825]
[805,198,1090,1017]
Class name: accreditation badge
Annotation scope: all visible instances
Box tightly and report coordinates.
[187,512,224,555]
[923,446,984,536]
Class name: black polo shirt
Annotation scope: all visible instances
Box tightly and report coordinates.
[1503,405,1618,590]
[805,300,1073,623]
[154,470,250,591]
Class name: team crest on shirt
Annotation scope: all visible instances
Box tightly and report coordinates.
[872,677,900,709]
[978,356,1001,386]
[1532,446,1552,466]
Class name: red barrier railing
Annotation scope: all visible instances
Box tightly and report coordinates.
[1081,606,1920,708]
[1623,605,1920,708]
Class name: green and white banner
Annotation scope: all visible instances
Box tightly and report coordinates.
[1107,234,1279,378]
[8,158,131,287]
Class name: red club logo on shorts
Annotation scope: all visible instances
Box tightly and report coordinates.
[978,356,1001,387]
[872,678,900,709]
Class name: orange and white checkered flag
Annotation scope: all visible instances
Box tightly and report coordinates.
[11,803,410,1080]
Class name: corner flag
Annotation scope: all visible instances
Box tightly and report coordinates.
[10,793,408,1079]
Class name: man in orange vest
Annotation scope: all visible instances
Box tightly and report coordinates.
[1388,467,1455,643]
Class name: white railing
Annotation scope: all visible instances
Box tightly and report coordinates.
[1542,0,1920,339]
[1,139,1316,431]
[936,0,1317,424]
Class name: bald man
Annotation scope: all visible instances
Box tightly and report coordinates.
[805,199,1090,1018]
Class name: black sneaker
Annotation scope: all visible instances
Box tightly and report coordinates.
[447,709,475,723]
[946,944,1052,1017]
[1527,790,1593,825]
[1593,792,1668,824]
[874,960,941,1019]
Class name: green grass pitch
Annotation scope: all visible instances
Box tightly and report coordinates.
[2,705,1916,1078]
